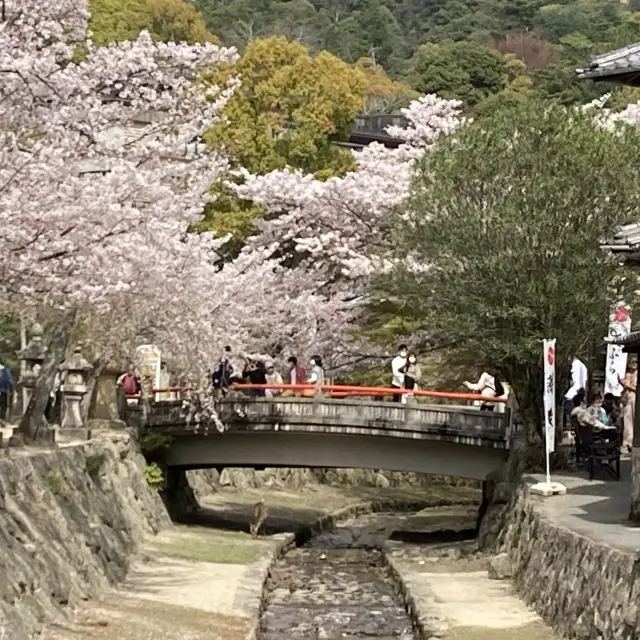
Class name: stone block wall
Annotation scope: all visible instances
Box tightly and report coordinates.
[0,432,170,640]
[498,487,640,639]
[186,467,479,496]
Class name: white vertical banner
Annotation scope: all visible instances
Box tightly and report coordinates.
[543,339,556,456]
[604,303,631,397]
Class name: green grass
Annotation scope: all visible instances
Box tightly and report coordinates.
[45,470,64,495]
[445,623,560,640]
[151,527,268,564]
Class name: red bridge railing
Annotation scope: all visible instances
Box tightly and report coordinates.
[126,383,506,404]
[232,383,506,403]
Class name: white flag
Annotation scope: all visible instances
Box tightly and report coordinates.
[604,303,631,397]
[543,339,556,454]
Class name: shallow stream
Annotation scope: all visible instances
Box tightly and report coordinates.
[259,512,419,639]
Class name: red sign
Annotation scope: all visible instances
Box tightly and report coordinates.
[547,346,555,366]
[614,305,630,323]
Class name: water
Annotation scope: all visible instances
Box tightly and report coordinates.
[258,513,416,639]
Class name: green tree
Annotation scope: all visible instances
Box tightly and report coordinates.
[355,57,419,113]
[197,37,366,257]
[204,37,366,176]
[405,41,508,106]
[90,0,217,46]
[367,101,640,438]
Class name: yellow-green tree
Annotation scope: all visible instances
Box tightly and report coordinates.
[197,37,367,258]
[90,0,217,46]
[204,37,367,177]
[355,57,419,113]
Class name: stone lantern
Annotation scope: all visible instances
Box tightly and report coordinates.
[59,344,93,433]
[17,323,46,409]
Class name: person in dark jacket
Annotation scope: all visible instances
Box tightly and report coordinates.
[0,363,15,423]
[244,360,267,397]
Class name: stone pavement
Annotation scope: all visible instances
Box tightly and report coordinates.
[527,456,640,553]
[384,507,558,640]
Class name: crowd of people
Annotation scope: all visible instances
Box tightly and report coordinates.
[211,348,325,398]
[563,355,635,452]
[212,344,517,410]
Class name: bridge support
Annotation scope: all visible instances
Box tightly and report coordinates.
[477,435,527,549]
[160,467,199,522]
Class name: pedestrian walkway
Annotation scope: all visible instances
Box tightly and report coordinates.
[526,457,639,553]
[41,526,291,640]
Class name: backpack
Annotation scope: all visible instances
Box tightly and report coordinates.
[122,374,139,395]
[493,377,505,398]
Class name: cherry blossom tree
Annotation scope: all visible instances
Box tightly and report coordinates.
[234,95,464,283]
[207,95,466,376]
[1,0,238,440]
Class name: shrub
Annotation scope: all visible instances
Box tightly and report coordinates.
[144,463,164,491]
[45,471,64,495]
[85,453,106,477]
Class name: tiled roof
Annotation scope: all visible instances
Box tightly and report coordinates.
[577,42,640,80]
[600,222,640,253]
[608,327,640,349]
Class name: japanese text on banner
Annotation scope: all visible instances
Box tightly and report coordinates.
[543,339,556,454]
[604,303,631,396]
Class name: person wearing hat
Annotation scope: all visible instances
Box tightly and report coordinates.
[265,362,284,398]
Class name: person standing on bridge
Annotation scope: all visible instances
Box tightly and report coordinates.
[118,366,142,406]
[400,352,421,404]
[265,362,284,398]
[244,359,267,397]
[286,356,307,396]
[306,356,325,397]
[463,372,504,411]
[391,345,409,402]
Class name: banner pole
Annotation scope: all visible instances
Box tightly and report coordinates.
[531,338,566,497]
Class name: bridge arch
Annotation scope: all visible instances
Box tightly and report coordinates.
[146,397,513,481]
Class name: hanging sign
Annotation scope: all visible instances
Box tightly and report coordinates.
[604,303,631,397]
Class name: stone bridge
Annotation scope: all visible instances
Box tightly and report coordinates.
[141,397,514,481]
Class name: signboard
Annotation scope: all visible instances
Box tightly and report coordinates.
[604,303,631,397]
[136,344,162,401]
[543,339,556,454]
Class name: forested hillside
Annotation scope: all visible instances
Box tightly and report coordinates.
[194,0,640,106]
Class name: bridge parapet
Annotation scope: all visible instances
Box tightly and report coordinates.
[145,396,511,449]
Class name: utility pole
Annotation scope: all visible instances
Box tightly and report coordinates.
[370,45,377,68]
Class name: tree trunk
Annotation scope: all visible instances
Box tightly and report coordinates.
[81,356,105,422]
[511,365,544,445]
[17,309,77,445]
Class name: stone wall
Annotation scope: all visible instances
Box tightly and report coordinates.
[0,432,170,640]
[186,467,479,495]
[498,486,640,638]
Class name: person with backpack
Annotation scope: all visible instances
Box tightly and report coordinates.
[118,366,142,405]
[463,372,505,411]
